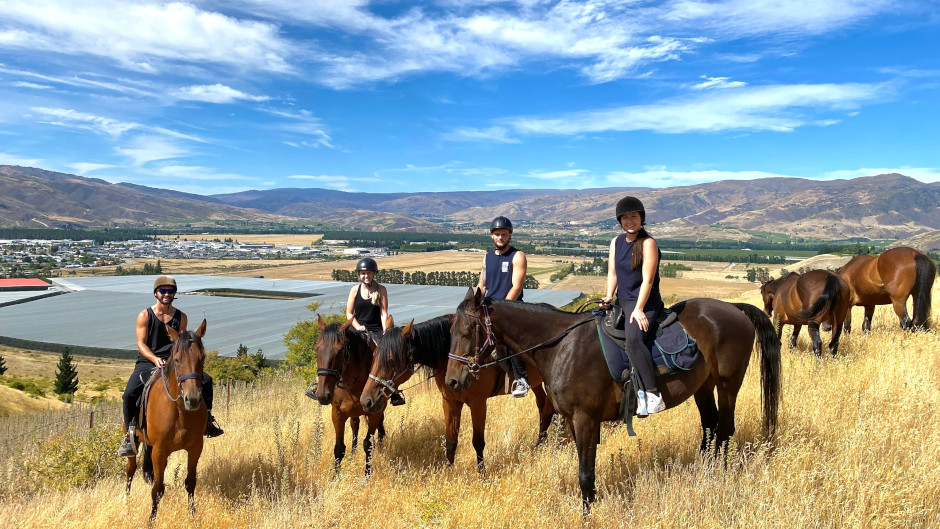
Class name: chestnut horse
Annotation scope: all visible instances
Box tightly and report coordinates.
[447,289,781,511]
[838,247,936,332]
[760,270,852,357]
[309,316,385,474]
[124,319,208,523]
[361,315,555,472]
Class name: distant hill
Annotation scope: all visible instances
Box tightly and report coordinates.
[1,165,938,247]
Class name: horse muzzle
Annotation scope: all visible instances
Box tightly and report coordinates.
[445,368,471,392]
[182,391,203,411]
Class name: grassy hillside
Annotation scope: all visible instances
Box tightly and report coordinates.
[0,292,937,528]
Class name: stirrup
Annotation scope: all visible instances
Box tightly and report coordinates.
[510,378,529,398]
[205,415,224,438]
[118,424,137,457]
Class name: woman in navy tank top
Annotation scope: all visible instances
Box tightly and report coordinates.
[601,196,666,416]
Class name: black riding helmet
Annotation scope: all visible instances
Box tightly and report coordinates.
[615,196,646,225]
[490,216,513,233]
[355,257,378,272]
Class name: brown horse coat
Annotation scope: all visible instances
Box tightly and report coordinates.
[838,247,936,332]
[761,269,852,356]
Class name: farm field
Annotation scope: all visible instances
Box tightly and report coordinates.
[0,287,937,528]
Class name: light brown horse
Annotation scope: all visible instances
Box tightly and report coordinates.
[360,315,554,472]
[760,270,852,357]
[447,289,781,512]
[124,319,208,523]
[838,247,936,332]
[310,316,386,475]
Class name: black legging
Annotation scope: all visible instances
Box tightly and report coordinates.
[618,298,660,390]
[122,362,215,426]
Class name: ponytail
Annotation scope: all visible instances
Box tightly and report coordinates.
[630,228,651,270]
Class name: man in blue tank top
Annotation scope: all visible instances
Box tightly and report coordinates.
[477,216,531,397]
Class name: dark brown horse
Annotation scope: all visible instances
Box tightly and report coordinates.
[838,246,936,332]
[124,319,208,523]
[760,270,852,357]
[447,289,781,511]
[360,315,554,472]
[310,316,386,474]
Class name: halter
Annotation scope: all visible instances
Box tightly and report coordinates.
[447,303,497,376]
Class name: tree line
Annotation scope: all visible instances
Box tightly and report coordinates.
[331,268,540,289]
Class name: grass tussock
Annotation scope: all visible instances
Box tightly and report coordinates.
[1,293,939,528]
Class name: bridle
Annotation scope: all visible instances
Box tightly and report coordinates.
[312,330,357,392]
[368,342,421,400]
[162,338,204,403]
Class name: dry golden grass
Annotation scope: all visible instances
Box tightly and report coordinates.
[1,290,938,528]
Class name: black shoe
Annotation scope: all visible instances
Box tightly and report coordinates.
[118,422,137,457]
[206,413,224,438]
[304,387,317,400]
[390,392,406,406]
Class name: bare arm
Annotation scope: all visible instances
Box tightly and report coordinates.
[476,261,486,295]
[346,285,365,331]
[379,285,390,332]
[602,236,618,305]
[506,250,527,301]
[630,238,660,332]
[136,310,164,367]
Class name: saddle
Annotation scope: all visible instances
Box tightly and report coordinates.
[136,367,161,447]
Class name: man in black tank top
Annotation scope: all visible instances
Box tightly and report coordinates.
[478,216,531,398]
[118,276,223,457]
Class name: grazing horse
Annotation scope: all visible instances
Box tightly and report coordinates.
[360,315,554,472]
[310,316,386,474]
[838,247,936,332]
[760,270,852,357]
[124,319,208,523]
[447,289,781,511]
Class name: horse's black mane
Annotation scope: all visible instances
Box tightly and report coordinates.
[170,331,204,356]
[378,315,451,374]
[320,322,368,361]
[483,297,569,316]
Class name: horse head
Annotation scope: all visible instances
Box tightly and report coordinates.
[313,315,354,405]
[165,319,207,412]
[445,287,493,392]
[362,317,413,413]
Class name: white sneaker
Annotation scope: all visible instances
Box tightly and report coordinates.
[511,378,530,398]
[636,390,666,416]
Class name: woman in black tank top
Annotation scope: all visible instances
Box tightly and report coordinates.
[346,258,390,335]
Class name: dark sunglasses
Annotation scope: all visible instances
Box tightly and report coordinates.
[156,288,176,295]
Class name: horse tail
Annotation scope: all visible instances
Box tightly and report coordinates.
[141,444,154,484]
[733,302,782,440]
[795,273,841,321]
[913,252,936,329]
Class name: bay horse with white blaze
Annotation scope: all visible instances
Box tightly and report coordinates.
[838,246,936,332]
[361,315,554,472]
[124,319,208,523]
[447,289,781,511]
[310,316,386,474]
[760,269,852,356]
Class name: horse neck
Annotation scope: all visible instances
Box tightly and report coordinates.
[487,301,580,362]
[341,331,372,380]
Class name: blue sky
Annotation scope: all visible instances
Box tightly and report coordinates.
[1,1,939,195]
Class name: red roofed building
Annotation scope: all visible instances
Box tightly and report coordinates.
[0,278,51,291]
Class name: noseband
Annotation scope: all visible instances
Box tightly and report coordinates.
[447,303,497,375]
[313,332,355,391]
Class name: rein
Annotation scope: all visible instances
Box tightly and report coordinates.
[161,344,203,403]
[450,303,594,374]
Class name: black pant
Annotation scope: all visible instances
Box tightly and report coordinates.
[122,362,215,426]
[618,299,661,390]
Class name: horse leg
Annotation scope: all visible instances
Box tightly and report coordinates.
[376,416,386,445]
[331,406,347,472]
[185,443,203,517]
[349,416,360,453]
[843,306,853,334]
[442,397,464,466]
[862,305,875,332]
[892,297,913,330]
[828,316,845,357]
[693,381,719,452]
[572,412,600,513]
[149,448,169,524]
[714,384,740,453]
[807,323,822,357]
[468,400,487,474]
[124,454,137,496]
[533,384,554,446]
[788,324,802,351]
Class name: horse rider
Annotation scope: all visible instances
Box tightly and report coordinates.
[478,216,531,398]
[601,196,667,416]
[118,275,223,457]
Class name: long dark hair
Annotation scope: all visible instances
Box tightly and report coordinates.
[629,227,652,271]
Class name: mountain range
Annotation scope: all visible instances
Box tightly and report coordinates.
[2,165,938,248]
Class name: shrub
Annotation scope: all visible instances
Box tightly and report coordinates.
[26,425,125,490]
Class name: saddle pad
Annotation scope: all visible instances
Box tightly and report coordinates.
[594,313,701,380]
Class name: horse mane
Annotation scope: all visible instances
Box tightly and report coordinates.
[162,330,204,377]
[409,315,452,367]
[485,297,568,316]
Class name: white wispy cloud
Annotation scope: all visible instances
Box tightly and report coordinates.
[148,164,257,181]
[454,82,888,140]
[114,136,188,166]
[526,169,589,180]
[691,75,747,90]
[67,162,116,174]
[0,152,44,166]
[30,106,138,136]
[11,81,53,90]
[174,84,271,104]
[0,0,293,73]
[605,168,797,188]
[287,173,383,192]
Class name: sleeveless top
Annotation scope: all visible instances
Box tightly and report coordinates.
[353,284,383,334]
[614,234,663,311]
[138,307,181,365]
[484,245,524,301]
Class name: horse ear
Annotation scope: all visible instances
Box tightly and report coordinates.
[317,314,327,330]
[473,286,484,305]
[463,287,475,301]
[402,320,414,339]
[166,325,179,342]
[385,315,395,328]
[195,319,207,337]
[340,318,354,332]
[447,313,456,325]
